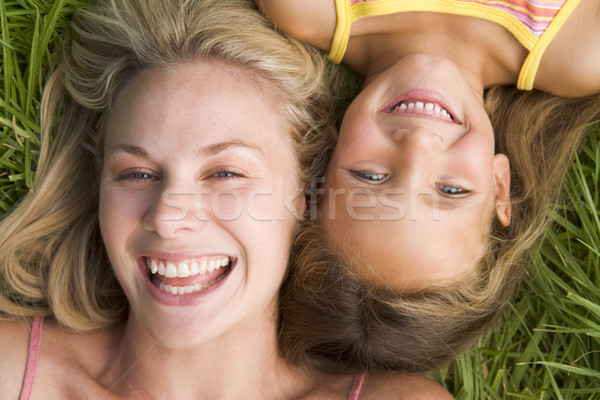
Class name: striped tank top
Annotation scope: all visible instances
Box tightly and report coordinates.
[329,0,581,89]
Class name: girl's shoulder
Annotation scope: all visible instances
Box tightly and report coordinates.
[254,0,337,51]
[360,372,454,399]
[0,317,37,399]
[535,0,600,97]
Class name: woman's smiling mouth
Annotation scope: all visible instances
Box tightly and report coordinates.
[145,256,234,296]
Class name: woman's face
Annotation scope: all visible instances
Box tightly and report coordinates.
[323,54,511,290]
[99,63,304,346]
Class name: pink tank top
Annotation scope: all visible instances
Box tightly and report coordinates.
[19,316,43,400]
[18,317,365,399]
[348,373,365,399]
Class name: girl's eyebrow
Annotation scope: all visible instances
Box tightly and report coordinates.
[420,192,475,212]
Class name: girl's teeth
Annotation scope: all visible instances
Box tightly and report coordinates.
[394,101,453,121]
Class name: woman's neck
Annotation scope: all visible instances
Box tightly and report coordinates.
[98,309,307,399]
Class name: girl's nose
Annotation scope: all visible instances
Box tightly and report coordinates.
[392,126,444,163]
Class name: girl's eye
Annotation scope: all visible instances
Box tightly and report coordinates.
[350,170,388,183]
[130,172,154,180]
[436,183,469,196]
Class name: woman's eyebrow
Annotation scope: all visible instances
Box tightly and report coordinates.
[105,143,147,158]
[196,140,264,158]
[105,140,264,159]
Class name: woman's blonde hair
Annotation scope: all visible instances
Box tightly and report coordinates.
[278,87,600,373]
[0,0,334,331]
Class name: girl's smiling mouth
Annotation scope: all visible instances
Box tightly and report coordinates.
[391,100,455,122]
[383,89,462,124]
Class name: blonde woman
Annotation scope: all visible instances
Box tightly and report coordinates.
[0,0,452,398]
[257,0,600,373]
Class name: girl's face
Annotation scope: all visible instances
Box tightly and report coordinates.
[324,54,511,290]
[99,63,304,346]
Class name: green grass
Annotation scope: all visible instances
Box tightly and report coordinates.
[439,128,600,399]
[2,1,600,398]
[0,0,83,212]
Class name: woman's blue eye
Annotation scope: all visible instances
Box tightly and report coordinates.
[212,170,242,180]
[119,171,156,182]
[351,170,388,183]
[436,183,468,195]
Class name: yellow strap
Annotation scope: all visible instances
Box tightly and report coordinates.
[517,0,581,90]
[329,0,352,63]
[329,0,580,91]
[328,0,538,63]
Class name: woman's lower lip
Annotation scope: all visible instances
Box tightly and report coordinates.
[137,258,234,306]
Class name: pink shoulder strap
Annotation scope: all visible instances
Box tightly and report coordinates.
[348,373,365,400]
[19,316,44,400]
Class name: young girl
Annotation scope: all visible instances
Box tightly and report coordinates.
[0,0,452,397]
[257,0,600,372]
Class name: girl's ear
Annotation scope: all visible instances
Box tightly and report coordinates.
[493,153,511,227]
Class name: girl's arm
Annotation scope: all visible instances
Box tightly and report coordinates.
[254,0,337,52]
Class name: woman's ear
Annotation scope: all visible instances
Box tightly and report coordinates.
[327,126,338,141]
[493,153,511,227]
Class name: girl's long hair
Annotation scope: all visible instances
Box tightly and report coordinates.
[279,87,600,373]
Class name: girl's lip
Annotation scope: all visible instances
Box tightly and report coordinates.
[382,89,463,124]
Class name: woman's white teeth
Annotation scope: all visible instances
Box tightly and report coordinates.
[165,263,177,278]
[148,257,229,278]
[395,101,453,121]
[158,280,218,295]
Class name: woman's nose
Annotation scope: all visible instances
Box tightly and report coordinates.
[143,187,208,239]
